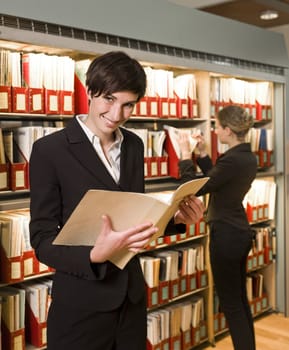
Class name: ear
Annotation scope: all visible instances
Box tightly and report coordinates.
[86,88,92,101]
[225,126,233,136]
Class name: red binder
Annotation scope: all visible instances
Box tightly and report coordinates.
[175,96,189,119]
[187,223,196,238]
[199,320,208,341]
[219,312,227,331]
[157,156,168,177]
[74,74,88,114]
[6,142,29,191]
[188,98,198,118]
[0,245,24,283]
[9,161,29,191]
[44,89,60,114]
[146,339,162,350]
[168,97,177,118]
[59,90,75,115]
[145,96,159,117]
[146,157,158,178]
[135,96,149,116]
[1,323,25,350]
[181,329,192,350]
[158,280,170,305]
[196,270,208,289]
[169,278,179,299]
[28,87,45,114]
[12,87,29,113]
[187,273,197,292]
[191,326,200,347]
[164,130,180,179]
[158,97,169,118]
[169,334,181,350]
[256,102,266,121]
[25,302,47,348]
[0,86,12,112]
[179,275,188,295]
[146,285,159,309]
[0,163,9,191]
[23,250,35,278]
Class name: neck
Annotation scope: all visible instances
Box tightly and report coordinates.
[228,139,243,148]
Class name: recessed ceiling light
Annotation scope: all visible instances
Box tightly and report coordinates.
[260,10,279,21]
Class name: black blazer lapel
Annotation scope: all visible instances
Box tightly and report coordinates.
[64,117,120,190]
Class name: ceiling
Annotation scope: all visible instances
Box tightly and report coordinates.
[177,0,289,28]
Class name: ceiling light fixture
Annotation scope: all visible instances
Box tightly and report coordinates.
[260,10,279,21]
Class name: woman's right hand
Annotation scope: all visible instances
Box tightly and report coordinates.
[178,132,192,160]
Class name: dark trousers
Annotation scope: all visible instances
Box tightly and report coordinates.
[209,221,256,350]
[47,294,147,350]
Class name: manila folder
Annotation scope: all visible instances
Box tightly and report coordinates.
[53,177,209,269]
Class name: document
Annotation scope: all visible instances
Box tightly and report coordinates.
[53,177,208,269]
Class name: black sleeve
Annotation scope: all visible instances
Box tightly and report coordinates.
[178,159,198,184]
[165,219,186,235]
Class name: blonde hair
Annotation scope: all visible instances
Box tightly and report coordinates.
[217,105,254,141]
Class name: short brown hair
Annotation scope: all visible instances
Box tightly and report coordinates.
[86,51,146,101]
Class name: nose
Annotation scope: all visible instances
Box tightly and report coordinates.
[110,103,123,121]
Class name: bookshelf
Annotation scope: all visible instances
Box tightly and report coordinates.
[0,9,287,350]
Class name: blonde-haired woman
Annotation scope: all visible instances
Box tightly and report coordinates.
[178,105,257,350]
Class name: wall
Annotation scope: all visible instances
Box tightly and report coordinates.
[0,0,288,67]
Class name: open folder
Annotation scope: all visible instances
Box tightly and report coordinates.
[53,177,209,269]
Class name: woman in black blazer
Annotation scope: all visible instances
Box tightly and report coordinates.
[178,105,257,350]
[29,51,205,350]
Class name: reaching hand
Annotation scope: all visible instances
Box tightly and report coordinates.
[90,215,158,263]
[195,134,207,157]
[178,132,192,160]
[174,195,205,225]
